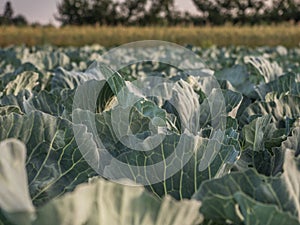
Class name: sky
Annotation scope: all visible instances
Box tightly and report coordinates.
[0,0,199,26]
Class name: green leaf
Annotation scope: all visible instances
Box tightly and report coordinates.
[3,72,39,96]
[234,192,300,225]
[244,56,283,83]
[163,79,201,134]
[215,65,257,98]
[239,94,300,127]
[51,62,106,91]
[23,90,66,116]
[242,115,286,150]
[193,149,300,224]
[0,112,96,206]
[0,90,31,113]
[20,51,70,71]
[282,127,300,156]
[237,115,286,175]
[0,106,23,116]
[255,73,300,99]
[222,89,243,117]
[0,63,51,93]
[0,139,34,225]
[199,88,227,129]
[34,178,203,225]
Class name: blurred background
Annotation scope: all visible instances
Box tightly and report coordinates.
[0,0,299,47]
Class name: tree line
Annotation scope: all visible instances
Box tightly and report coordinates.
[193,0,300,25]
[1,0,300,26]
[56,0,300,26]
[56,0,187,26]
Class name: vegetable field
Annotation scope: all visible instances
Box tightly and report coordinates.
[0,44,300,225]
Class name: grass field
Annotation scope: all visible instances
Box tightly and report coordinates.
[0,25,300,48]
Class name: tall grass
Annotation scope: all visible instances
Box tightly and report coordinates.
[0,25,299,47]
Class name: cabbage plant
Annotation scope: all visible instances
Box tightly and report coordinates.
[0,45,299,225]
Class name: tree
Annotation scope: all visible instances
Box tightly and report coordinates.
[139,0,176,25]
[56,0,121,25]
[90,0,120,25]
[228,0,268,25]
[3,1,13,20]
[158,0,175,23]
[1,1,14,25]
[270,0,300,23]
[12,15,28,26]
[119,0,147,25]
[0,1,28,26]
[192,0,233,25]
[56,0,91,25]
